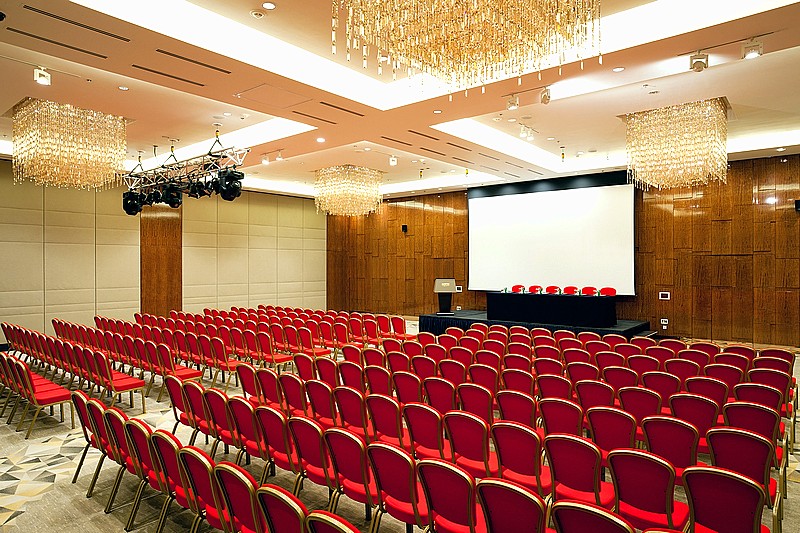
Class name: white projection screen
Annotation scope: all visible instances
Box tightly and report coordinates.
[468,181,635,295]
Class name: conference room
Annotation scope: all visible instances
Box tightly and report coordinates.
[0,1,799,532]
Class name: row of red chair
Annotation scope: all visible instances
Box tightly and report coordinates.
[3,323,147,414]
[0,351,73,439]
[510,284,617,296]
[71,391,360,533]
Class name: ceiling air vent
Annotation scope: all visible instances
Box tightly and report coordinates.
[155,49,231,74]
[6,27,107,58]
[131,64,205,86]
[291,111,337,125]
[319,101,364,117]
[22,5,130,41]
[380,136,413,147]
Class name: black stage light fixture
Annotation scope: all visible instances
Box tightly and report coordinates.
[162,182,183,208]
[144,188,162,205]
[122,190,144,216]
[187,180,212,198]
[216,168,244,201]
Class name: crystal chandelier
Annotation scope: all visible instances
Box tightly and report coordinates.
[625,97,728,190]
[332,0,601,90]
[12,97,127,190]
[314,165,383,216]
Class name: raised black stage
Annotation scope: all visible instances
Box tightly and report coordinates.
[419,309,649,338]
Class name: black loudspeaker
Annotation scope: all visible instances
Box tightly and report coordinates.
[401,224,408,233]
[795,200,800,212]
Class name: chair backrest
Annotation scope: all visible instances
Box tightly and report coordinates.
[536,374,572,400]
[366,442,427,528]
[449,345,475,367]
[544,434,603,497]
[324,428,374,506]
[236,363,260,401]
[424,377,457,415]
[364,365,392,396]
[682,466,767,533]
[614,343,641,357]
[722,401,780,444]
[444,410,493,475]
[618,386,662,425]
[365,394,405,446]
[642,416,699,470]
[685,376,728,408]
[411,355,437,380]
[417,459,480,532]
[602,366,639,393]
[403,402,445,460]
[149,430,187,505]
[279,372,308,415]
[256,367,283,407]
[491,421,543,482]
[626,354,660,379]
[689,341,721,358]
[532,357,563,376]
[456,382,495,424]
[254,405,298,474]
[669,393,718,436]
[256,484,309,533]
[213,462,264,533]
[338,360,365,392]
[575,380,615,411]
[551,499,636,533]
[288,416,332,487]
[641,371,680,401]
[315,357,340,388]
[585,340,612,357]
[468,363,499,394]
[607,448,678,519]
[562,347,592,364]
[539,398,583,436]
[392,371,423,404]
[178,446,227,531]
[706,427,773,491]
[306,379,337,422]
[438,359,468,386]
[732,383,783,413]
[594,351,625,371]
[496,390,537,428]
[587,406,636,452]
[500,368,535,396]
[658,339,686,354]
[477,478,548,533]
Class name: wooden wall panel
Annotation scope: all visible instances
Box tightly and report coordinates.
[327,155,800,345]
[141,204,182,317]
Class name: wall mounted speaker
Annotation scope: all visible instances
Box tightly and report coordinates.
[401,224,408,233]
[795,199,800,212]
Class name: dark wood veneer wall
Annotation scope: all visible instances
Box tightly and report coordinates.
[327,154,800,345]
[140,204,182,317]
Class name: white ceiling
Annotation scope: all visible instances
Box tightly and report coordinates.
[0,0,798,199]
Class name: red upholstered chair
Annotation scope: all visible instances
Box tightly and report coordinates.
[682,466,770,533]
[491,421,551,498]
[391,316,416,341]
[256,367,284,409]
[287,416,335,501]
[364,346,388,366]
[581,286,598,296]
[618,386,662,444]
[507,341,533,358]
[545,285,561,294]
[678,349,711,370]
[425,343,449,364]
[511,284,526,293]
[575,380,615,415]
[468,363,500,396]
[438,334,459,353]
[686,376,729,421]
[475,350,502,371]
[393,371,423,404]
[627,355,660,381]
[256,484,309,533]
[387,351,411,374]
[457,382,495,425]
[706,427,781,525]
[614,343,642,358]
[367,442,430,533]
[121,418,159,531]
[562,285,579,295]
[425,377,458,415]
[644,346,674,371]
[444,410,499,478]
[418,331,437,347]
[333,386,374,442]
[534,344,561,362]
[439,359,468,386]
[689,341,722,359]
[306,510,361,533]
[450,346,475,367]
[403,402,450,460]
[417,459,487,533]
[69,390,95,484]
[235,363,260,406]
[529,285,544,294]
[602,334,627,349]
[642,372,680,413]
[178,446,230,533]
[366,394,410,451]
[669,393,719,454]
[306,380,338,430]
[722,345,757,367]
[149,430,191,533]
[324,428,378,524]
[642,416,703,485]
[213,462,265,533]
[595,351,624,371]
[551,500,635,533]
[496,390,537,428]
[598,287,617,296]
[382,337,402,354]
[279,372,309,417]
[607,449,689,532]
[536,374,572,400]
[477,478,554,533]
[586,341,612,359]
[630,336,657,351]
[562,347,591,364]
[658,338,686,355]
[253,406,300,483]
[539,398,583,437]
[227,396,266,467]
[586,407,636,466]
[459,335,483,353]
[544,434,615,509]
[412,355,438,380]
[602,366,638,397]
[338,360,366,393]
[501,368,535,395]
[445,326,465,339]
[365,365,393,396]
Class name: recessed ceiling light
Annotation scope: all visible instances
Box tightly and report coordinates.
[222,112,232,117]
[776,147,786,152]
[262,2,277,9]
[118,86,129,91]
[250,9,265,19]
[547,137,556,141]
[433,109,442,114]
[316,137,326,143]
[411,160,418,163]
[363,147,371,151]
[612,67,625,73]
[507,118,517,123]
[450,169,456,173]
[577,151,585,155]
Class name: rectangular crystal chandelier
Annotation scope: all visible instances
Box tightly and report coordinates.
[625,97,728,190]
[315,165,383,216]
[12,98,127,190]
[332,0,601,89]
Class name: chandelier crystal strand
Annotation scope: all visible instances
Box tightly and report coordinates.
[12,98,126,190]
[332,0,601,90]
[314,165,383,216]
[625,97,728,190]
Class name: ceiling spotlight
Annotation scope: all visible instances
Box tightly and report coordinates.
[162,182,183,209]
[742,40,763,60]
[776,147,787,152]
[363,147,371,151]
[187,180,212,199]
[33,67,51,86]
[316,137,326,143]
[540,87,551,105]
[690,53,708,72]
[506,94,520,111]
[262,2,277,9]
[612,67,625,73]
[122,190,144,216]
[389,155,398,166]
[118,85,129,91]
[275,150,283,161]
[216,168,244,201]
[261,155,270,165]
[433,109,442,114]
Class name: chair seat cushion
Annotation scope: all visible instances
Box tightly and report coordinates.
[432,502,487,533]
[384,488,429,527]
[32,387,70,404]
[500,465,552,496]
[694,524,769,533]
[618,500,690,531]
[453,453,499,478]
[554,480,615,509]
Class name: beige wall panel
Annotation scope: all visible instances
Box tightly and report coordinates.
[304,250,327,280]
[0,243,44,292]
[277,196,306,227]
[249,249,278,283]
[43,187,95,213]
[96,245,139,287]
[0,221,43,241]
[303,201,327,229]
[218,195,249,223]
[183,197,218,221]
[44,243,95,290]
[218,248,249,283]
[277,250,305,282]
[248,194,278,225]
[0,171,43,210]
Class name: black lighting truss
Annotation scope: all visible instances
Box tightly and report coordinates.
[120,134,250,215]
